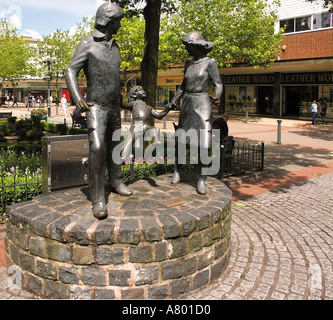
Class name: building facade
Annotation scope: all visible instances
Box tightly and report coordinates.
[3,0,332,120]
[222,0,333,119]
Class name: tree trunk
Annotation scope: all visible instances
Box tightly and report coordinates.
[141,0,161,110]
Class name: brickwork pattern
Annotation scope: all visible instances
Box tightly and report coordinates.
[4,174,232,299]
[280,29,333,60]
[185,172,333,300]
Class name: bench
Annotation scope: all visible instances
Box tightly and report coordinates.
[0,111,13,120]
[71,114,87,129]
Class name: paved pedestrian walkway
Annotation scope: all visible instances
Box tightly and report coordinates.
[184,172,333,300]
[0,105,332,300]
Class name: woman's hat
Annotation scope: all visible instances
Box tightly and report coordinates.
[182,31,214,53]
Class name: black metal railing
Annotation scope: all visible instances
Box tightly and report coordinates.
[220,139,264,178]
[0,168,43,214]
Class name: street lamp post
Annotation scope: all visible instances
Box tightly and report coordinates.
[42,56,56,117]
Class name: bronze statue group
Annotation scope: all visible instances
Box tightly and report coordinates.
[66,2,223,219]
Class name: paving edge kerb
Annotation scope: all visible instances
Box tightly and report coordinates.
[5,173,232,299]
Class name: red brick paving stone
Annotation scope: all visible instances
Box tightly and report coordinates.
[230,161,333,202]
[0,239,6,268]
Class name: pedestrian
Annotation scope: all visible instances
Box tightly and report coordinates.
[310,100,318,125]
[12,95,18,107]
[60,94,68,116]
[320,100,327,124]
[24,95,28,108]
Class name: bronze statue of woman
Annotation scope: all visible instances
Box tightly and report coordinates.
[170,31,223,195]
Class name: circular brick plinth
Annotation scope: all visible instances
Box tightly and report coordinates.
[5,173,232,299]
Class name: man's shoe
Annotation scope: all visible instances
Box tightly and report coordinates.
[111,182,133,196]
[171,171,180,184]
[93,202,108,220]
[196,177,207,195]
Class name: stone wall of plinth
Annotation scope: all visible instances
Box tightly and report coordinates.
[5,173,232,299]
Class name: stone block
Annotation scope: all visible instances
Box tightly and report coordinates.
[33,212,62,237]
[69,219,95,245]
[19,252,35,273]
[202,224,221,247]
[26,273,43,296]
[147,284,169,299]
[141,216,162,241]
[45,279,68,299]
[135,265,159,286]
[109,270,131,287]
[158,214,180,239]
[188,233,202,252]
[95,288,116,299]
[49,215,77,242]
[69,285,93,299]
[167,237,187,259]
[121,287,144,300]
[198,249,214,270]
[192,269,209,290]
[95,219,116,244]
[118,219,140,244]
[82,267,106,286]
[72,245,94,265]
[154,241,167,262]
[36,259,57,280]
[211,259,224,281]
[171,277,191,298]
[129,245,153,263]
[47,243,71,262]
[161,260,183,280]
[176,212,197,236]
[29,237,46,258]
[59,266,79,284]
[184,257,197,275]
[96,246,124,265]
[191,209,211,230]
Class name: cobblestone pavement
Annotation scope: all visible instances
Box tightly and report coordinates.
[1,172,332,300]
[184,172,333,300]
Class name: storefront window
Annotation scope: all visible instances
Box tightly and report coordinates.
[225,86,257,114]
[319,85,333,118]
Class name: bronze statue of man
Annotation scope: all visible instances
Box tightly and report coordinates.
[65,2,132,220]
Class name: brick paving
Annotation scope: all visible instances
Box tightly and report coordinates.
[184,172,333,300]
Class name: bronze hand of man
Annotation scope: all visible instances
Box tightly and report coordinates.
[76,99,93,113]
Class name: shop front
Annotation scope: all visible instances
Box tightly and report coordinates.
[156,76,183,107]
[221,71,333,119]
[222,74,275,115]
[281,72,333,119]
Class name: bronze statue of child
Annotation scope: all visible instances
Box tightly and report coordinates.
[121,85,173,161]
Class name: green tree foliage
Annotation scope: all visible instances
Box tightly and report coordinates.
[160,0,284,69]
[0,19,35,92]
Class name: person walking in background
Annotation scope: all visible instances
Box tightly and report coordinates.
[11,95,18,107]
[321,100,327,125]
[310,100,318,125]
[60,94,68,116]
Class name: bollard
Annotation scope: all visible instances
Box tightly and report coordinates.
[277,120,282,144]
[163,116,167,129]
